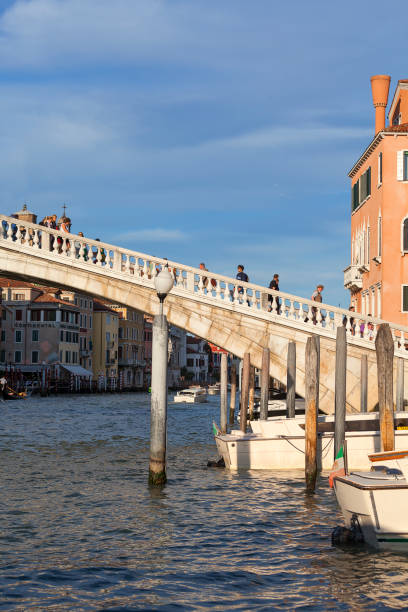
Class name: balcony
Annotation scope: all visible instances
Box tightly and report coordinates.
[80,349,90,357]
[118,358,145,367]
[343,265,363,292]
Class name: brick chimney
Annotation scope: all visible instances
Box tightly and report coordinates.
[370,75,391,134]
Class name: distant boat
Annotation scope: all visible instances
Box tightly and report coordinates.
[208,383,220,396]
[174,387,207,404]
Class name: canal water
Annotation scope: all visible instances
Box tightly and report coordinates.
[1,393,408,611]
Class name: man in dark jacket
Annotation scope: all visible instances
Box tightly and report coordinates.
[268,274,280,313]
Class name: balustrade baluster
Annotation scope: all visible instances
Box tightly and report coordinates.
[16,227,22,244]
[198,276,204,295]
[6,223,13,241]
[33,229,40,249]
[215,280,222,301]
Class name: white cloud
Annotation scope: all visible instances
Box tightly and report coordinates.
[116,228,186,242]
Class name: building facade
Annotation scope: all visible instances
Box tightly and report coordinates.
[92,300,119,386]
[109,304,145,389]
[344,75,408,325]
[186,335,209,383]
[0,279,80,368]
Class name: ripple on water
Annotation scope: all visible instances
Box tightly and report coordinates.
[1,393,408,610]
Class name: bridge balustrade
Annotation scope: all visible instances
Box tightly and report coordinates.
[2,214,408,358]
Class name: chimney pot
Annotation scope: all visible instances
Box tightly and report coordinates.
[370,75,391,134]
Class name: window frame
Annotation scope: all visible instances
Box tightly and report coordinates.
[402,285,408,313]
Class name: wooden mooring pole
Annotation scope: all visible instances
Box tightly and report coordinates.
[375,323,395,452]
[260,347,270,421]
[229,363,237,425]
[397,357,405,412]
[305,335,319,492]
[248,366,255,421]
[286,341,296,418]
[360,354,368,413]
[240,353,250,433]
[220,352,228,433]
[334,326,347,460]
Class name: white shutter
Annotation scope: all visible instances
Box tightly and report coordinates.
[397,150,404,181]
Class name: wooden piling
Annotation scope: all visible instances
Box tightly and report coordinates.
[305,335,319,492]
[248,366,255,421]
[229,363,237,424]
[286,341,296,418]
[375,323,395,452]
[360,354,367,413]
[240,353,250,433]
[397,357,405,412]
[220,352,228,433]
[334,326,347,460]
[260,348,270,420]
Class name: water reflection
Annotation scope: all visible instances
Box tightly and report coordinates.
[1,393,408,609]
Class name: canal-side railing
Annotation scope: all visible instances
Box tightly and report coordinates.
[1,213,408,358]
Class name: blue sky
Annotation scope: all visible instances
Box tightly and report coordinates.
[0,0,406,307]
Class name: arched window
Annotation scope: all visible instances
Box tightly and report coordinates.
[403,218,408,252]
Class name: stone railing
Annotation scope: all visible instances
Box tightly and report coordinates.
[2,213,408,357]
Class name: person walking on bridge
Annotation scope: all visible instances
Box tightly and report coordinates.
[311,284,324,325]
[268,273,280,314]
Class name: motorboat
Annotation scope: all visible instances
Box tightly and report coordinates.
[208,383,220,396]
[214,410,408,471]
[333,449,408,550]
[174,387,207,403]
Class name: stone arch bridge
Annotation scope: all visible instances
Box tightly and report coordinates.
[0,213,407,413]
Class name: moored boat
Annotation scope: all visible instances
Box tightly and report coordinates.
[333,449,408,550]
[208,383,220,396]
[214,411,408,471]
[174,387,207,403]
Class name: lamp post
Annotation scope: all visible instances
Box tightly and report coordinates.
[149,263,174,486]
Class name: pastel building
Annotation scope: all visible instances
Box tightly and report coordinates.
[344,75,408,325]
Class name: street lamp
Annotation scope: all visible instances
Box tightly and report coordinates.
[154,263,174,315]
[149,262,174,486]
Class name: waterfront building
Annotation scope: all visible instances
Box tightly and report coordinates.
[168,325,187,387]
[107,304,145,389]
[186,336,209,383]
[92,299,119,387]
[344,75,408,324]
[143,315,153,388]
[0,278,80,370]
[208,343,229,382]
[51,289,93,372]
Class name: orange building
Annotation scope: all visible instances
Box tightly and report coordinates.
[344,75,408,325]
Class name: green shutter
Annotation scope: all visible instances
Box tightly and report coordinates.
[403,286,408,312]
[367,167,371,196]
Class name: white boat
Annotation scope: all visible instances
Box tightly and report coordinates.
[174,387,207,403]
[333,449,408,550]
[208,383,220,396]
[214,409,408,471]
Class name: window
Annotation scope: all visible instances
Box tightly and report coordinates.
[32,329,39,342]
[14,351,22,363]
[44,310,56,321]
[15,310,22,321]
[32,351,39,363]
[15,330,22,343]
[378,215,382,257]
[403,219,408,253]
[31,310,41,321]
[403,286,408,312]
[392,101,401,126]
[65,351,71,363]
[15,293,25,301]
[378,152,382,185]
[106,331,111,343]
[119,328,123,339]
[0,350,5,362]
[106,315,111,324]
[351,167,371,211]
[397,151,408,181]
[60,330,64,342]
[89,316,92,329]
[1,330,5,342]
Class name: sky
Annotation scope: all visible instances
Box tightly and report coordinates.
[0,0,407,307]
